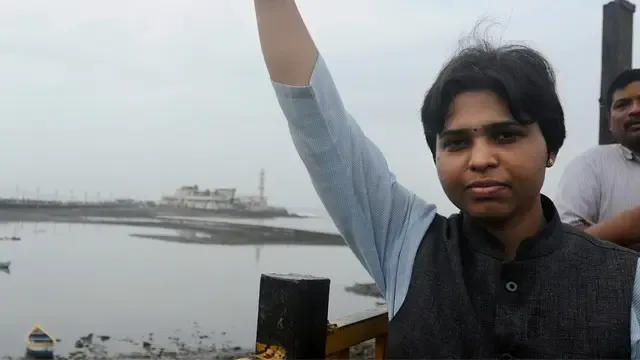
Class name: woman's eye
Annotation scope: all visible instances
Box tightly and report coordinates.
[443,139,469,151]
[494,132,520,144]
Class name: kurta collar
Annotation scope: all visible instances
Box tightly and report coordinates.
[461,195,563,261]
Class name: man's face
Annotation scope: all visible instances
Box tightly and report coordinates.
[610,81,640,152]
[435,91,550,220]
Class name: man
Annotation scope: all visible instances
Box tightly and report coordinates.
[556,69,640,246]
[254,1,640,358]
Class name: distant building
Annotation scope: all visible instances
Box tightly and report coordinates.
[160,170,270,212]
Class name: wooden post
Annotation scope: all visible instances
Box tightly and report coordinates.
[255,273,331,359]
[599,0,635,145]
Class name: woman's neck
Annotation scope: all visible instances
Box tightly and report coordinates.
[483,195,546,261]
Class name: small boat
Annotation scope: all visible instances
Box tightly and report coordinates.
[0,261,10,269]
[25,324,55,358]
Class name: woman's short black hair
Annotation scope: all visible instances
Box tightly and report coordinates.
[420,37,566,160]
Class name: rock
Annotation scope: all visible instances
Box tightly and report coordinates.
[74,333,95,349]
[344,282,383,298]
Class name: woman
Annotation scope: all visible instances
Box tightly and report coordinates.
[254,1,640,358]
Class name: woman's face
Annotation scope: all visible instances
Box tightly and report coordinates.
[435,90,551,221]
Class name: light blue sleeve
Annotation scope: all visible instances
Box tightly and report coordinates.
[631,259,640,358]
[271,54,437,318]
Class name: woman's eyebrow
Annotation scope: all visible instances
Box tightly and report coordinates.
[439,120,521,137]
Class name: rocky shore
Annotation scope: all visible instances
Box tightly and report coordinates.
[1,324,254,360]
[1,328,375,360]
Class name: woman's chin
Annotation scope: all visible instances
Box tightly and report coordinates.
[464,202,514,220]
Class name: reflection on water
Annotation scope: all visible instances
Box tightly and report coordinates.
[255,245,263,264]
[0,221,377,357]
[161,229,265,264]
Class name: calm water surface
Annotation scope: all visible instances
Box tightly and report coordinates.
[0,221,377,356]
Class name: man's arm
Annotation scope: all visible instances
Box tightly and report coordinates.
[254,0,437,310]
[556,151,640,245]
[584,207,640,245]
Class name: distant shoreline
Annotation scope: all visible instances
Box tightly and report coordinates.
[0,206,344,246]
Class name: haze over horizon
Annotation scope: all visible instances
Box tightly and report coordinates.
[0,0,632,216]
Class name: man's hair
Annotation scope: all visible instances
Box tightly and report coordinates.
[606,68,640,112]
[420,36,566,159]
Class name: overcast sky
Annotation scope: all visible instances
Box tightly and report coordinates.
[0,0,634,215]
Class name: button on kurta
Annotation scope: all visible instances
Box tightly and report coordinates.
[505,281,518,292]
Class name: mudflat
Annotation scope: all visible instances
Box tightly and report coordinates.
[0,206,344,247]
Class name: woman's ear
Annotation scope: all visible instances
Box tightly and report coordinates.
[546,153,556,168]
